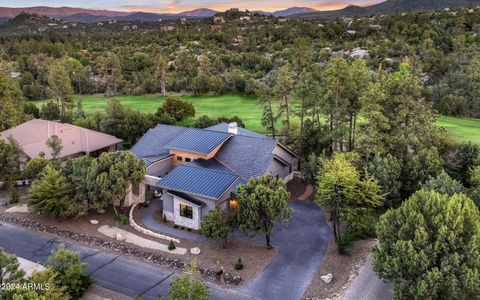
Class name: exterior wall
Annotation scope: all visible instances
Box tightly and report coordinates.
[159,187,233,229]
[173,196,201,230]
[124,182,146,207]
[272,144,299,171]
[146,157,174,177]
[169,142,228,166]
[266,158,290,179]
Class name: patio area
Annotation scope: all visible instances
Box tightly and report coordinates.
[137,199,212,244]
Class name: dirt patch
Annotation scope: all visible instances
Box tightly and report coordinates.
[133,205,276,284]
[287,177,314,201]
[83,284,133,300]
[302,238,375,300]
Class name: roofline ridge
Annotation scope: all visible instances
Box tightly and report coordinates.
[180,164,239,177]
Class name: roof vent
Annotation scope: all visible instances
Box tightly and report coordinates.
[228,122,238,135]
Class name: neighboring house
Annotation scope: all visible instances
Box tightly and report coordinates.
[0,119,122,167]
[128,122,299,230]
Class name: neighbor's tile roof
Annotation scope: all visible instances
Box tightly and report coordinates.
[206,123,271,139]
[156,165,239,199]
[165,128,231,155]
[0,119,122,160]
[215,135,278,179]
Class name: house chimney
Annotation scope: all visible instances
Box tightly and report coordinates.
[228,122,238,135]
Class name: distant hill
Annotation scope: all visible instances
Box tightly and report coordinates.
[179,8,218,17]
[0,6,129,18]
[297,0,480,19]
[273,7,317,17]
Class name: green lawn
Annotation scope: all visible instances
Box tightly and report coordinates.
[31,94,480,144]
[436,116,480,144]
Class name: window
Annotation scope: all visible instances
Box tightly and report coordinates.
[177,156,183,161]
[180,204,193,219]
[132,183,140,196]
[185,158,191,162]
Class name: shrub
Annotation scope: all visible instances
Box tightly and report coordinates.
[234,258,244,271]
[8,186,19,204]
[168,240,176,251]
[163,213,167,223]
[173,225,179,229]
[47,244,92,299]
[28,165,84,220]
[113,212,129,226]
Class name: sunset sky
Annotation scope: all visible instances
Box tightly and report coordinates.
[0,0,382,13]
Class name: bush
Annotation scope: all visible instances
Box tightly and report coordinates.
[168,240,176,251]
[8,186,19,204]
[234,258,244,271]
[163,213,167,223]
[47,244,92,299]
[113,213,129,226]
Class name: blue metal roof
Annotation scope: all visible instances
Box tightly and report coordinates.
[186,158,234,174]
[206,123,271,139]
[156,165,239,199]
[131,124,187,162]
[165,128,232,155]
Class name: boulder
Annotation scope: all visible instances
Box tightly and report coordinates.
[90,220,99,225]
[97,209,106,214]
[321,273,333,283]
[190,247,201,255]
[115,233,126,242]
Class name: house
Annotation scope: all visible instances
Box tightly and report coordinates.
[0,119,122,166]
[161,26,175,31]
[210,25,222,31]
[213,16,225,23]
[128,122,299,230]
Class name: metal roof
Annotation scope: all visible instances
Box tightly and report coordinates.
[131,124,187,162]
[165,128,231,154]
[167,191,205,207]
[156,165,239,199]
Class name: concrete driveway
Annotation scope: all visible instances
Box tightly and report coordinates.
[239,200,333,300]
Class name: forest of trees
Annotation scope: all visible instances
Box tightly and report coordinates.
[0,7,479,116]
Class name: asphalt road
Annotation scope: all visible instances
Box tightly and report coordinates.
[238,200,333,300]
[342,255,394,300]
[0,222,256,300]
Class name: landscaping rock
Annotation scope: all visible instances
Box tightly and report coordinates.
[97,209,106,214]
[0,213,244,287]
[115,233,126,242]
[90,220,99,225]
[190,247,201,255]
[320,273,333,284]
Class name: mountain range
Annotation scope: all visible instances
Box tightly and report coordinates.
[1,0,479,23]
[0,6,317,22]
[297,0,480,19]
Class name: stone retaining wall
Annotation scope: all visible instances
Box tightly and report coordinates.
[129,203,180,244]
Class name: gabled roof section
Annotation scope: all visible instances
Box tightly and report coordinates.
[156,165,239,200]
[165,128,231,155]
[0,119,122,160]
[206,123,271,139]
[131,124,187,164]
[215,135,277,179]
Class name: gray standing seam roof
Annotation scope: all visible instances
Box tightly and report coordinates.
[156,165,239,199]
[215,135,277,179]
[165,128,232,154]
